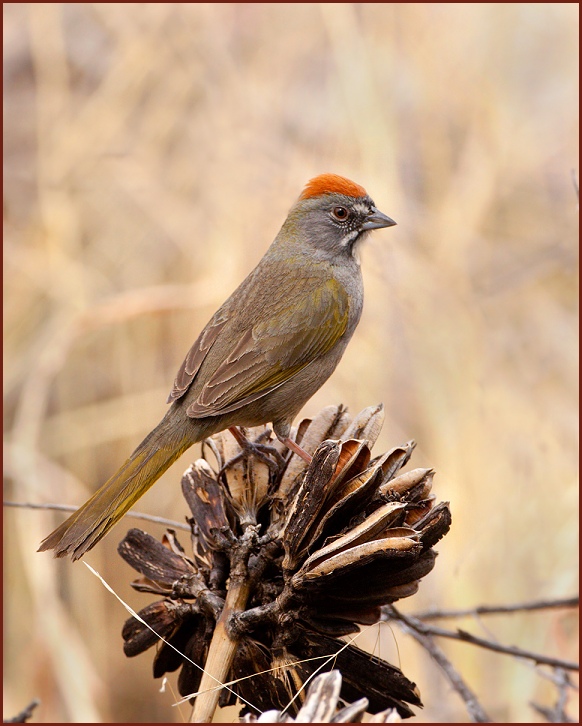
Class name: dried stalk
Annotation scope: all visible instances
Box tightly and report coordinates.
[190,526,258,722]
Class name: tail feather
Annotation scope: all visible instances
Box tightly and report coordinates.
[38,418,196,560]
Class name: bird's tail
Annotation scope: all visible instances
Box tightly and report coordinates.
[38,412,198,560]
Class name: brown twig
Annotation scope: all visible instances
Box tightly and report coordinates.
[386,607,492,723]
[3,699,40,723]
[3,500,191,531]
[385,606,579,672]
[411,596,579,621]
[530,668,577,723]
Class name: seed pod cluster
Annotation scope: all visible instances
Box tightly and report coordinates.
[119,404,451,719]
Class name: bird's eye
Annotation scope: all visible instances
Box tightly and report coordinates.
[331,206,349,222]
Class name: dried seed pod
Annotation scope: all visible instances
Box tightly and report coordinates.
[176,617,214,699]
[298,506,419,578]
[329,439,371,489]
[278,405,352,495]
[403,497,435,527]
[375,441,416,482]
[296,535,420,584]
[122,599,195,658]
[181,461,233,549]
[319,550,438,609]
[283,440,374,566]
[210,428,272,522]
[230,638,298,716]
[416,501,452,550]
[238,670,373,723]
[291,629,421,718]
[301,465,387,551]
[340,403,385,449]
[119,405,451,722]
[282,440,342,571]
[118,528,195,586]
[379,468,434,500]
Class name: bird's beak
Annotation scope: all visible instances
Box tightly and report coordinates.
[361,207,397,231]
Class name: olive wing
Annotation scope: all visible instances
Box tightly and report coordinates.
[185,277,350,418]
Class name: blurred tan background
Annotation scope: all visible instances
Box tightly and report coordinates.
[4,3,578,723]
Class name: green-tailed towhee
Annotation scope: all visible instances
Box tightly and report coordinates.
[39,173,396,560]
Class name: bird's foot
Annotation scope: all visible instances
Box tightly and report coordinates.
[220,426,286,475]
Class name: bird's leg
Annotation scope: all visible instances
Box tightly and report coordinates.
[220,426,286,474]
[272,421,313,464]
[279,436,312,464]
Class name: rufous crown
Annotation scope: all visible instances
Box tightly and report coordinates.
[300,173,368,200]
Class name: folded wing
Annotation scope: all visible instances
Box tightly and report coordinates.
[168,276,350,418]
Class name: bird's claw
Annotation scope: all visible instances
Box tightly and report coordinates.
[219,429,286,477]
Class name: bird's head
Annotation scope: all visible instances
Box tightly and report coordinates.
[283,173,396,261]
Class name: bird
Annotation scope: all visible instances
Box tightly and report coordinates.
[38,173,396,560]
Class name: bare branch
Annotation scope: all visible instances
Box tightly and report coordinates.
[530,668,577,723]
[411,597,579,621]
[3,699,40,723]
[3,500,191,531]
[386,607,491,723]
[384,606,579,672]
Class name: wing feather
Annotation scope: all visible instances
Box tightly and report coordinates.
[183,277,350,418]
[166,315,228,403]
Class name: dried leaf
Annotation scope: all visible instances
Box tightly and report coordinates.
[368,708,402,723]
[331,697,369,722]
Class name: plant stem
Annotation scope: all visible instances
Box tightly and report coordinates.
[189,530,256,723]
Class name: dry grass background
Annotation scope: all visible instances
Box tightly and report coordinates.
[3,3,578,723]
